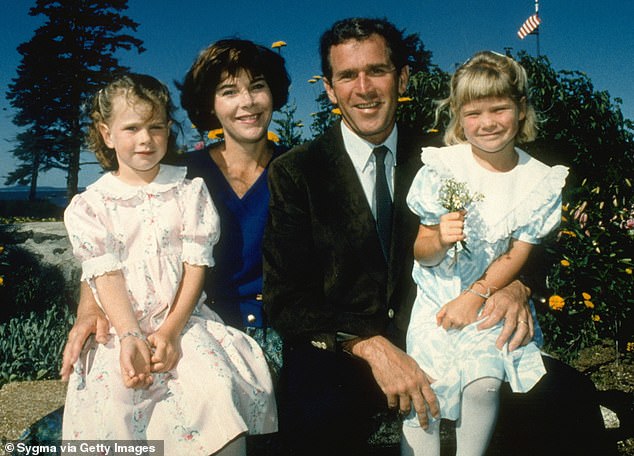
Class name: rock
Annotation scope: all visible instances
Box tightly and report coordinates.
[2,221,80,285]
[602,405,620,429]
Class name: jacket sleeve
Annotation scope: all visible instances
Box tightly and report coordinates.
[262,154,336,340]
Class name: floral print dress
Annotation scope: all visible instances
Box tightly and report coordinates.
[403,145,568,425]
[62,165,277,455]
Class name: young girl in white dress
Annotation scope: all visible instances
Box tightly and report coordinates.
[62,74,276,455]
[401,52,568,456]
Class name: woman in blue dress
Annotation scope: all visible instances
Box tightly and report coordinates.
[179,38,290,379]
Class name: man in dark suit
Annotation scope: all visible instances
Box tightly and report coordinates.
[262,17,535,456]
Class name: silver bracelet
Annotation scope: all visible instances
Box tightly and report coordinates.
[464,288,491,300]
[119,330,147,343]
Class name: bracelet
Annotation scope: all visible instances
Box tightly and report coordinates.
[119,330,147,343]
[464,288,490,300]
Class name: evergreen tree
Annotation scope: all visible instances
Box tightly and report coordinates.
[6,0,144,199]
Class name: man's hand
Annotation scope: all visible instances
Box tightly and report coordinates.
[478,280,533,351]
[60,308,110,381]
[348,335,439,429]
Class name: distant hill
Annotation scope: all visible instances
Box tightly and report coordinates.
[0,186,84,208]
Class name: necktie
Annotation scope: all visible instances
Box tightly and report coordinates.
[373,146,393,259]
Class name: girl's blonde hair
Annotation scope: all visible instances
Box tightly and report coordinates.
[86,73,179,170]
[438,51,538,145]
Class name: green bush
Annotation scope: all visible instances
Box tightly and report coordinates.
[537,179,634,362]
[0,301,74,386]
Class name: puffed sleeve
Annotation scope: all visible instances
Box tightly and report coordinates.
[406,166,445,225]
[181,177,220,267]
[64,193,122,281]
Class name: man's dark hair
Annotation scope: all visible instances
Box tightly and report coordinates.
[319,17,410,81]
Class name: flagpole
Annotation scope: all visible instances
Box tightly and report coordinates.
[535,0,540,56]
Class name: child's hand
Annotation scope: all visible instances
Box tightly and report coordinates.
[436,293,483,330]
[148,329,182,373]
[438,211,466,248]
[119,334,153,389]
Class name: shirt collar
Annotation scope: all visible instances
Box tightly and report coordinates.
[340,121,398,172]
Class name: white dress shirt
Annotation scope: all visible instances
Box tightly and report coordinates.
[340,121,397,220]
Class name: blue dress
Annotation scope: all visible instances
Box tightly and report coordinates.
[404,144,568,425]
[184,144,285,378]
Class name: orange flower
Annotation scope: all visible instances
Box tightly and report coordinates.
[271,40,287,49]
[398,96,413,102]
[560,230,577,237]
[267,131,280,143]
[584,300,595,309]
[581,292,592,300]
[548,295,565,311]
[331,108,342,115]
[560,259,571,267]
[592,315,601,322]
[208,128,224,140]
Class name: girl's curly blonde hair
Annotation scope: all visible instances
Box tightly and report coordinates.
[86,73,179,170]
[438,51,538,146]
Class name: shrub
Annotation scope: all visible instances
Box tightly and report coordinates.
[537,179,634,362]
[0,301,74,386]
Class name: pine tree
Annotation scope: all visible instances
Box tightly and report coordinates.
[6,0,144,200]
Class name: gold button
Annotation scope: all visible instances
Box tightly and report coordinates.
[247,314,256,323]
[388,308,395,319]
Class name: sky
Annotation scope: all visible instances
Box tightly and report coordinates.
[0,0,632,189]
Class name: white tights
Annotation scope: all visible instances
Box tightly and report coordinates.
[213,436,246,456]
[401,377,502,456]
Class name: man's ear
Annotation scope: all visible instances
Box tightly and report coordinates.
[398,65,410,96]
[323,78,338,106]
[98,122,114,148]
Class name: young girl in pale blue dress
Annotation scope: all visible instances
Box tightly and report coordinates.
[62,74,276,455]
[401,52,568,456]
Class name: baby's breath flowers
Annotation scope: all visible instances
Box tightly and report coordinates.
[438,178,484,257]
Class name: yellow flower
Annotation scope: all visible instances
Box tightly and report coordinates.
[548,295,565,311]
[208,128,224,140]
[331,108,342,115]
[561,215,568,222]
[560,230,577,237]
[581,292,592,300]
[0,245,4,254]
[271,40,287,49]
[592,315,601,322]
[625,268,633,275]
[560,259,571,267]
[626,342,634,352]
[427,128,439,133]
[398,96,413,102]
[562,203,570,211]
[267,131,280,143]
[584,300,595,309]
[0,276,4,286]
[308,79,318,83]
[312,75,322,80]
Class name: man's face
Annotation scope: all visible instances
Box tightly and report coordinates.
[324,34,409,145]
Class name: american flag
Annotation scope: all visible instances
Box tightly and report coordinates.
[517,14,541,39]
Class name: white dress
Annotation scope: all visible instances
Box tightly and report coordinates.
[62,165,277,455]
[404,145,568,424]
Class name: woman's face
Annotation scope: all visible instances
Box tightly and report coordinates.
[212,69,273,145]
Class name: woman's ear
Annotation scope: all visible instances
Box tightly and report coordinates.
[98,122,114,148]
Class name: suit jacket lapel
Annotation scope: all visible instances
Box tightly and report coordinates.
[320,124,387,281]
[387,129,423,300]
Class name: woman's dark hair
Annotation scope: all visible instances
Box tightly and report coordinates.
[179,39,291,131]
[319,17,409,81]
